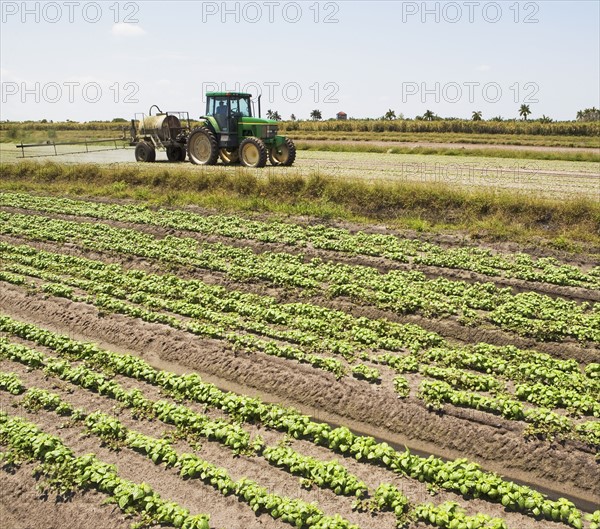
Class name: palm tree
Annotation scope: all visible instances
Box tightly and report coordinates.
[290,114,296,121]
[539,115,552,123]
[519,104,531,120]
[383,109,396,120]
[576,107,600,121]
[472,111,482,121]
[266,109,274,119]
[423,110,435,121]
[271,111,281,121]
[310,109,322,121]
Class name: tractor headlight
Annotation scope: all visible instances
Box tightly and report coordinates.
[265,125,278,138]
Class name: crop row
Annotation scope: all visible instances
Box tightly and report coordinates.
[0,356,521,529]
[417,380,599,446]
[0,263,348,379]
[1,212,599,343]
[0,412,212,529]
[389,347,598,418]
[9,258,599,449]
[2,257,597,449]
[1,252,594,420]
[0,380,359,529]
[0,338,257,454]
[2,192,598,288]
[2,244,597,427]
[11,271,598,448]
[0,340,377,519]
[1,242,597,407]
[0,240,442,354]
[2,377,519,529]
[5,238,594,376]
[0,314,586,527]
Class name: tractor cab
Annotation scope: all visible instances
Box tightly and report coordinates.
[206,92,252,133]
[186,91,296,168]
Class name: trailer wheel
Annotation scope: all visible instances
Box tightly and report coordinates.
[219,148,239,165]
[135,141,156,162]
[167,143,186,162]
[239,137,267,168]
[187,127,218,165]
[269,137,296,166]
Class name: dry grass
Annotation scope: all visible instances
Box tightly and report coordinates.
[1,160,599,252]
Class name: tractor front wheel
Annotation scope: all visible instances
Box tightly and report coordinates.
[269,137,296,166]
[187,127,218,165]
[167,143,186,162]
[239,137,267,168]
[219,148,239,165]
[135,141,156,162]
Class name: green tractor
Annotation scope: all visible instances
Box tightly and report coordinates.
[187,91,296,168]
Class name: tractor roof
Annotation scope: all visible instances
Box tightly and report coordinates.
[205,92,252,98]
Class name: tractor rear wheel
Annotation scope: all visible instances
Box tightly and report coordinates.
[187,127,218,165]
[239,137,267,168]
[219,148,239,165]
[269,137,296,166]
[166,143,186,162]
[135,141,156,162]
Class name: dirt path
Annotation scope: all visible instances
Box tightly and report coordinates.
[299,139,600,154]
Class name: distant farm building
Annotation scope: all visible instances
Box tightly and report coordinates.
[336,111,347,120]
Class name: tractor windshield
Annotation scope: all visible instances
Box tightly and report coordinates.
[230,97,251,117]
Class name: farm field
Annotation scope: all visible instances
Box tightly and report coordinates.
[1,144,599,201]
[0,186,599,529]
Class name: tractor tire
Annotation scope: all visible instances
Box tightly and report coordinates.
[239,137,267,168]
[269,137,296,166]
[135,141,156,163]
[167,143,186,162]
[219,148,239,165]
[187,127,218,165]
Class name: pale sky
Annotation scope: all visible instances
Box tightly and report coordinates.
[1,0,599,121]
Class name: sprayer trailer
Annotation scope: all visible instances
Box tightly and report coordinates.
[130,105,191,163]
[131,92,296,168]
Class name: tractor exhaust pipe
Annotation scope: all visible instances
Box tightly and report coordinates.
[258,94,262,118]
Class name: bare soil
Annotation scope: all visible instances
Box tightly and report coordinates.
[0,460,134,529]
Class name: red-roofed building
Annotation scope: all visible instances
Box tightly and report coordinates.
[336,111,347,120]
